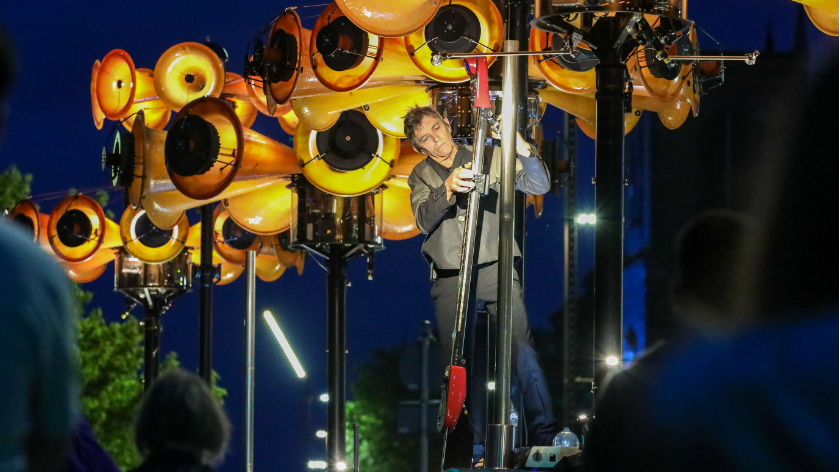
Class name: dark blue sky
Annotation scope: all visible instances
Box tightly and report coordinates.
[0,1,829,470]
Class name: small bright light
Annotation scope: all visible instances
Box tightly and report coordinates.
[264,310,307,378]
[307,461,327,469]
[487,381,496,391]
[578,414,588,420]
[316,430,327,439]
[605,356,619,366]
[336,462,347,471]
[576,213,597,225]
[320,393,329,403]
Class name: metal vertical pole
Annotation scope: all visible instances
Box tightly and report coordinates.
[327,245,347,472]
[561,114,578,425]
[199,203,214,384]
[486,39,519,470]
[593,48,627,391]
[143,304,162,392]
[419,321,431,472]
[245,250,257,472]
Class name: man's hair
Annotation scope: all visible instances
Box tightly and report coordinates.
[135,369,231,465]
[403,106,446,148]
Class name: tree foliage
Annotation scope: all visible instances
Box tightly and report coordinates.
[0,164,31,211]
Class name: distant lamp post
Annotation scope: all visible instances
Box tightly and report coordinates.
[605,355,619,367]
[264,310,307,378]
[576,213,597,225]
[487,381,496,391]
[320,393,329,403]
[336,462,347,471]
[307,460,328,469]
[316,430,327,439]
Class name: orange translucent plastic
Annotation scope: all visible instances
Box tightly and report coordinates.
[337,0,441,37]
[391,140,425,178]
[168,97,301,201]
[803,2,839,35]
[91,60,105,129]
[223,180,296,235]
[96,49,137,120]
[538,87,642,138]
[256,237,286,282]
[62,250,116,283]
[293,84,426,132]
[362,86,432,138]
[154,42,225,111]
[213,204,262,265]
[631,22,693,103]
[8,199,51,247]
[277,106,299,134]
[187,222,244,286]
[48,194,122,263]
[284,27,335,102]
[294,111,401,196]
[265,9,305,104]
[119,205,188,263]
[405,0,503,83]
[526,194,544,219]
[121,68,171,131]
[222,72,258,128]
[381,177,420,240]
[528,27,596,94]
[273,233,306,275]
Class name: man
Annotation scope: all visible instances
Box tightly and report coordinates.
[0,27,81,472]
[404,106,558,467]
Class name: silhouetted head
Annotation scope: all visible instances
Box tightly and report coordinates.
[135,369,230,465]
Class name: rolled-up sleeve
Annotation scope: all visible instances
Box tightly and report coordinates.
[408,170,455,233]
[515,144,551,195]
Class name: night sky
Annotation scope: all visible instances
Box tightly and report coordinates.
[0,1,830,471]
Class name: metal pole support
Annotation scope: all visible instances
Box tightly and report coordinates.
[245,250,257,472]
[198,203,214,384]
[327,246,348,472]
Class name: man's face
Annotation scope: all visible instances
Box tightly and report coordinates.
[412,115,456,162]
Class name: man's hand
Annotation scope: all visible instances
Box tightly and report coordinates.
[491,116,532,157]
[445,162,474,199]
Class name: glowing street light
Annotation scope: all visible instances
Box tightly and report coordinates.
[263,310,307,378]
[576,213,597,225]
[320,393,329,403]
[307,460,327,469]
[605,356,619,367]
[316,430,327,439]
[487,381,496,390]
[336,462,347,471]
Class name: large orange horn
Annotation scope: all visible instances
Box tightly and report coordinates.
[631,23,695,103]
[186,222,244,286]
[111,111,289,231]
[362,87,433,138]
[310,4,426,92]
[62,250,117,284]
[538,87,642,139]
[528,26,596,94]
[381,177,420,240]
[8,199,51,248]
[221,72,258,128]
[294,109,400,196]
[273,231,306,275]
[119,205,188,263]
[255,236,286,282]
[795,0,839,35]
[212,204,261,265]
[404,0,503,83]
[292,84,428,132]
[223,180,295,235]
[154,42,226,111]
[336,0,441,37]
[48,194,122,263]
[93,50,173,131]
[165,97,300,201]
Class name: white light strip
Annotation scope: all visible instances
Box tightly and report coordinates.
[307,460,327,469]
[264,310,307,378]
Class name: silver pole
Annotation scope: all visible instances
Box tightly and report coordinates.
[245,250,257,472]
[486,39,519,470]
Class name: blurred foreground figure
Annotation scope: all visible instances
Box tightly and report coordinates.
[585,59,839,471]
[0,27,81,472]
[131,369,230,472]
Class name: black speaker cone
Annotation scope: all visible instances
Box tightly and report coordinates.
[316,16,369,71]
[135,213,173,249]
[316,110,379,172]
[222,218,258,250]
[56,209,93,248]
[165,115,221,177]
[425,5,481,55]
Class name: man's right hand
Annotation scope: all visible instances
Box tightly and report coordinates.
[445,162,474,200]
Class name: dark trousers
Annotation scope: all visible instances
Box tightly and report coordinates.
[433,263,559,467]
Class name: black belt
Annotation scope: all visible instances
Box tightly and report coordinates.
[435,268,460,279]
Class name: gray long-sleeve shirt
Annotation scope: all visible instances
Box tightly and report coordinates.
[407,143,550,270]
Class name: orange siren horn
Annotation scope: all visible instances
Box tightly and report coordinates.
[255,236,286,282]
[381,177,420,240]
[794,0,839,35]
[221,72,258,128]
[294,109,400,196]
[8,199,51,248]
[274,231,306,275]
[62,250,117,284]
[213,204,261,265]
[528,26,596,94]
[93,50,172,131]
[48,194,122,263]
[538,87,642,139]
[362,88,433,138]
[404,0,503,83]
[119,205,188,263]
[223,180,296,236]
[154,42,226,111]
[336,0,441,37]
